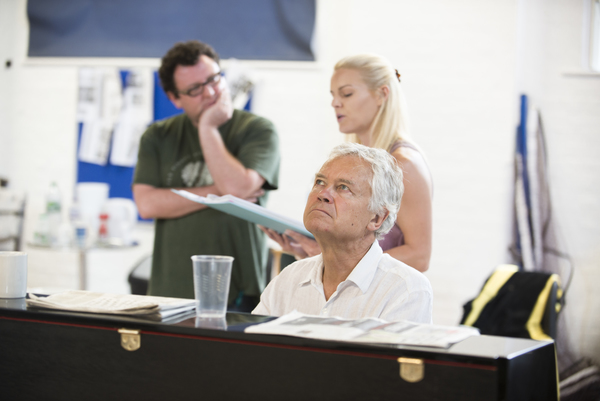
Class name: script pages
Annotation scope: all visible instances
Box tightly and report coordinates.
[27,291,196,321]
[245,311,480,348]
[171,190,314,239]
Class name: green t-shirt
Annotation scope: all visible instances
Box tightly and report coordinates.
[133,110,280,303]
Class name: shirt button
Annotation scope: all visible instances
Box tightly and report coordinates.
[321,308,328,316]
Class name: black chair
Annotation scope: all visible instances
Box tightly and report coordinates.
[128,255,152,295]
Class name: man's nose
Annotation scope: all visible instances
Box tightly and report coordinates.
[317,187,333,203]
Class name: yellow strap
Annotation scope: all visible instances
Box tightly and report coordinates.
[463,264,519,327]
[526,274,562,341]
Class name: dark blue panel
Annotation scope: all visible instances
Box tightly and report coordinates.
[153,72,183,121]
[28,0,316,61]
[75,70,247,222]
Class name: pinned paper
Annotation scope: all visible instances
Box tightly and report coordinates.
[225,59,255,110]
[111,68,154,167]
[77,68,123,165]
[78,121,113,166]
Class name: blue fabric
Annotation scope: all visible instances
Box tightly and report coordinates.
[517,94,531,210]
[514,94,529,270]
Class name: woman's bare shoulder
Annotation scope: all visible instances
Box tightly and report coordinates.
[390,146,432,185]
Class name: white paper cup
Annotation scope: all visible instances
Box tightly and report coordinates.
[0,252,28,298]
[191,255,233,318]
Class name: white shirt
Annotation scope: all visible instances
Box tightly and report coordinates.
[253,241,432,323]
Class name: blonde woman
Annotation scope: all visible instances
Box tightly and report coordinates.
[263,54,432,272]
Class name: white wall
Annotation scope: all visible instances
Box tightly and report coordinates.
[516,0,600,364]
[1,0,599,365]
[0,0,19,180]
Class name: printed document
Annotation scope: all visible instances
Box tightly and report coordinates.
[245,311,480,348]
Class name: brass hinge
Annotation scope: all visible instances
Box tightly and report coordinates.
[397,357,424,382]
[118,328,141,351]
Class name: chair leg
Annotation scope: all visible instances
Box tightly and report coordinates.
[270,248,282,279]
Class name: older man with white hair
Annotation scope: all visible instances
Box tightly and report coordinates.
[253,143,432,323]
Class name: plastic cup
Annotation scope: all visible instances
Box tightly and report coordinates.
[195,316,227,331]
[191,255,234,318]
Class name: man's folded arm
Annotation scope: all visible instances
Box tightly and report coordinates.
[133,183,221,219]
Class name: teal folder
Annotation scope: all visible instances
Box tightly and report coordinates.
[172,190,314,239]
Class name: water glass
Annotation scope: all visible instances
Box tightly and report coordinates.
[191,255,233,317]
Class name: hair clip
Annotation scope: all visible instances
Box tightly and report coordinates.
[395,69,401,83]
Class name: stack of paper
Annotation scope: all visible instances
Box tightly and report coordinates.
[245,311,480,348]
[27,291,196,321]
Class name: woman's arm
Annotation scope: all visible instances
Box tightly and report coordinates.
[385,147,433,272]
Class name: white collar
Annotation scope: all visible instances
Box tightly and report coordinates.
[301,240,382,294]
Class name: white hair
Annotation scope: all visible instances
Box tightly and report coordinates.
[326,143,404,239]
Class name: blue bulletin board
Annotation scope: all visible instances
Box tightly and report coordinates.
[76,71,183,201]
[76,70,252,203]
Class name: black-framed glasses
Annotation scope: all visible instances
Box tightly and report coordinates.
[177,71,224,97]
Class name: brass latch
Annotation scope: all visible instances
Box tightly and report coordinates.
[397,357,424,382]
[118,328,141,351]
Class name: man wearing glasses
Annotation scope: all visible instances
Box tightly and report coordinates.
[133,40,280,312]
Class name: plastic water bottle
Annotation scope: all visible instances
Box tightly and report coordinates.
[69,202,87,249]
[46,182,62,246]
[46,182,62,214]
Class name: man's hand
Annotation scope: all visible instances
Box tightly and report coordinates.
[198,80,233,130]
[244,189,265,204]
[195,79,265,199]
[259,227,321,260]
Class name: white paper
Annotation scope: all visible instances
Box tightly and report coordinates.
[245,311,480,348]
[111,68,154,167]
[27,290,195,320]
[102,68,124,129]
[78,120,113,165]
[225,58,255,110]
[77,67,102,122]
[77,67,123,165]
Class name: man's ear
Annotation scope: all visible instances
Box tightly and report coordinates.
[367,210,390,233]
[376,85,390,107]
[167,91,182,109]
